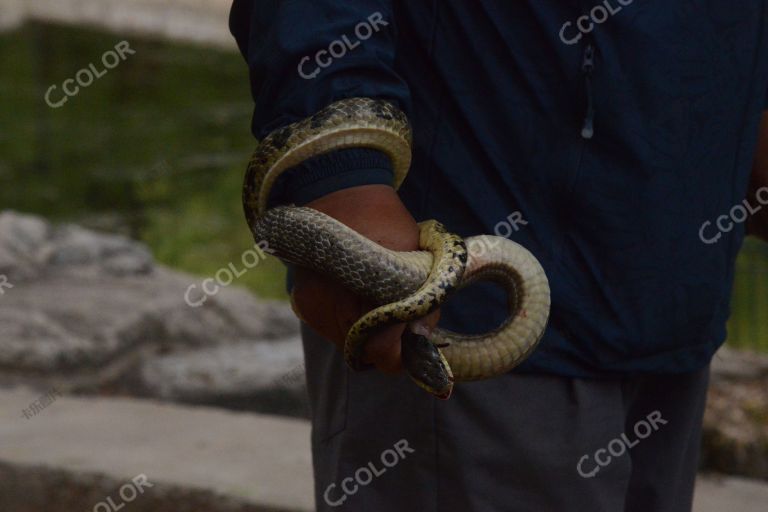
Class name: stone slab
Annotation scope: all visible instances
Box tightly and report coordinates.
[0,388,314,511]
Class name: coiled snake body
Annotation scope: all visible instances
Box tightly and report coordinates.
[244,98,550,398]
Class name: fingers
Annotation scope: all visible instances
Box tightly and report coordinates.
[362,323,405,374]
[296,185,426,374]
[357,308,442,374]
[409,309,441,336]
[293,267,444,376]
[296,267,406,374]
[292,268,351,347]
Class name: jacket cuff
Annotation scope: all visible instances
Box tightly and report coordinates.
[268,148,395,207]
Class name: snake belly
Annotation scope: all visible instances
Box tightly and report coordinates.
[243,97,551,392]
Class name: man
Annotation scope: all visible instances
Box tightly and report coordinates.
[230,1,768,510]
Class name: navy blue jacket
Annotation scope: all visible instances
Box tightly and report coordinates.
[230,1,768,377]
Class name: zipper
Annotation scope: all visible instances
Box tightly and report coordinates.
[581,43,595,140]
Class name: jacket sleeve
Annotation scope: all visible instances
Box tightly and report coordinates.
[229,0,410,206]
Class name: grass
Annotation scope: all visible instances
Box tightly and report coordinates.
[727,239,768,352]
[0,22,287,299]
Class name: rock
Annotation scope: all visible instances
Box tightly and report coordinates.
[710,348,768,381]
[43,224,154,276]
[212,286,298,340]
[0,308,91,370]
[0,211,50,281]
[0,210,154,282]
[0,388,314,512]
[5,0,237,49]
[140,338,308,417]
[702,348,768,480]
[0,211,300,402]
[0,0,24,31]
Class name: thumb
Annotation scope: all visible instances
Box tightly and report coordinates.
[362,309,441,374]
[409,308,441,338]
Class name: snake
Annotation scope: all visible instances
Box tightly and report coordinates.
[243,97,551,399]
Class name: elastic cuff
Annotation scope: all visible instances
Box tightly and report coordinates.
[268,148,395,207]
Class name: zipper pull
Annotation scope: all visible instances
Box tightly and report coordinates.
[581,44,595,140]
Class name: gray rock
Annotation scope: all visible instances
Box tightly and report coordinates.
[140,338,306,410]
[6,0,238,49]
[702,348,768,480]
[0,210,155,282]
[0,308,90,369]
[0,387,314,512]
[212,286,299,340]
[0,211,50,281]
[43,224,154,276]
[711,347,768,381]
[0,0,24,35]
[0,211,299,392]
[141,340,301,399]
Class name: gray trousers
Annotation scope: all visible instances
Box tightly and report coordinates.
[302,324,709,512]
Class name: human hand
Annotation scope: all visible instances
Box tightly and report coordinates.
[290,184,440,373]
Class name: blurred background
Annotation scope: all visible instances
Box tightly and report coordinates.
[0,1,766,511]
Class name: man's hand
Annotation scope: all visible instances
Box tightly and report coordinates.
[290,184,440,374]
[747,112,768,241]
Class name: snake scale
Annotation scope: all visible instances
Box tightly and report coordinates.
[243,97,550,398]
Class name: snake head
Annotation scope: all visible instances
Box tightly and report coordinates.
[401,330,454,400]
